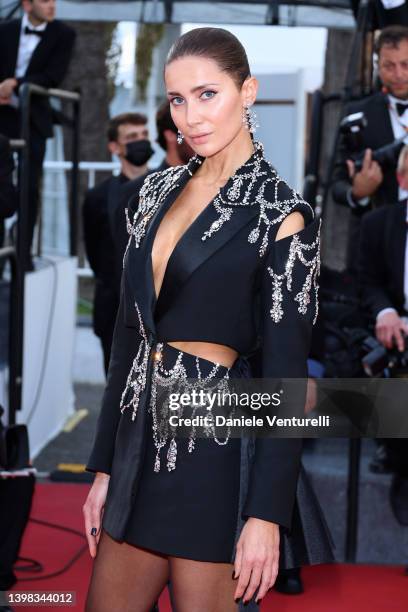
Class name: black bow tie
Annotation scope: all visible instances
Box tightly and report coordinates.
[24,26,44,37]
[395,102,408,117]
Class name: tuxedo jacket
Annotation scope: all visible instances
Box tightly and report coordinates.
[85,141,322,536]
[0,18,76,140]
[331,92,399,214]
[358,200,407,322]
[82,174,129,338]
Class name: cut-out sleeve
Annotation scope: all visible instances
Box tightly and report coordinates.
[243,209,321,530]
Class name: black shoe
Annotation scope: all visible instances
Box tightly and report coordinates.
[390,474,408,526]
[273,567,303,595]
[369,444,393,474]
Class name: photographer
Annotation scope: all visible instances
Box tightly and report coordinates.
[333,25,408,212]
[332,25,408,272]
[358,144,408,526]
[359,146,408,341]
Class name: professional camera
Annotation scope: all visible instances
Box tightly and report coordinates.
[361,333,408,378]
[339,111,405,172]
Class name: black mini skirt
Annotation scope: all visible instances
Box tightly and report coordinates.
[123,342,242,562]
[105,341,335,568]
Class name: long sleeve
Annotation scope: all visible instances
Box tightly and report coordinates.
[243,213,321,531]
[85,275,143,474]
[358,211,395,320]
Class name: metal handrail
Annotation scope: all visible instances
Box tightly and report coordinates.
[7,83,81,430]
[19,82,81,264]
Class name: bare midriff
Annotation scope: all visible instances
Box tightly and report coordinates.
[167,340,239,369]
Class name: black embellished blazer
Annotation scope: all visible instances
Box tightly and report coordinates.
[86,141,322,537]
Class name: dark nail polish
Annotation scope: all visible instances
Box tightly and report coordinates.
[234,597,240,603]
[90,527,97,536]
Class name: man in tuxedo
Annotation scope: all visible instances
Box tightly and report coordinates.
[82,113,154,375]
[358,144,408,525]
[332,25,408,271]
[115,100,194,270]
[0,0,76,269]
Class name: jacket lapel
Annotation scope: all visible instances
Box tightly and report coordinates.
[155,202,260,320]
[25,21,55,74]
[123,142,267,335]
[124,165,194,337]
[370,93,394,148]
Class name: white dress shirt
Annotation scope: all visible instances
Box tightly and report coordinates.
[10,14,47,108]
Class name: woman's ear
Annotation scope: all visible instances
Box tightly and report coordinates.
[242,76,258,108]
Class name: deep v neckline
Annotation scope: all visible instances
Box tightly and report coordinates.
[150,180,215,303]
[147,141,262,305]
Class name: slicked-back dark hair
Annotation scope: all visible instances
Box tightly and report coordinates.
[375,25,408,56]
[165,27,251,90]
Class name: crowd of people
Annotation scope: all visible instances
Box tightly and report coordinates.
[332,25,408,522]
[0,1,408,609]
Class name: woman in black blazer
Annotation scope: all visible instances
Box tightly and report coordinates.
[83,27,333,611]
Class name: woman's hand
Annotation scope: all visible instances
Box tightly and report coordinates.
[83,472,110,558]
[233,517,280,604]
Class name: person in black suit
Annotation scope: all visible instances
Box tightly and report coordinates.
[82,112,154,375]
[332,25,408,272]
[114,101,194,281]
[0,0,76,269]
[0,135,18,249]
[358,144,408,525]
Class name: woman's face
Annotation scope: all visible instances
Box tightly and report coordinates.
[164,55,256,157]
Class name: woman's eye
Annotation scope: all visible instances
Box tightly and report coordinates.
[201,90,216,100]
[171,96,184,106]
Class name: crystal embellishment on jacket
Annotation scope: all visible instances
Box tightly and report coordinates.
[149,344,232,473]
[124,140,314,261]
[268,219,321,325]
[119,301,152,421]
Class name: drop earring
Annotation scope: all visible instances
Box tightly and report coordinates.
[177,129,184,144]
[242,105,259,134]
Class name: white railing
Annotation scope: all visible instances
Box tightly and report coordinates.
[42,160,121,275]
[44,160,121,189]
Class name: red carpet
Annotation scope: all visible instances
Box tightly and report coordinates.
[8,483,408,611]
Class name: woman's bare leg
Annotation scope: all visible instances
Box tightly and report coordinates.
[169,556,238,612]
[85,529,169,612]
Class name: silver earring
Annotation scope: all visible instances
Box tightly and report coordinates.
[177,129,184,144]
[243,105,259,134]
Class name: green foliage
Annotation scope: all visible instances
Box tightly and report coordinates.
[135,24,165,101]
